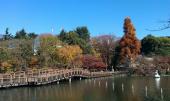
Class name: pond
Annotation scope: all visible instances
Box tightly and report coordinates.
[0,76,170,101]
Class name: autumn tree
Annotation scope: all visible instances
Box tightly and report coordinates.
[0,39,34,71]
[119,17,141,66]
[91,35,116,68]
[81,55,107,71]
[55,45,83,68]
[38,34,63,67]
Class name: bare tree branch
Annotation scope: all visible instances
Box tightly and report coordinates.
[146,19,170,31]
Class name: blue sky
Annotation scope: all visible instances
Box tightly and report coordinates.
[0,0,170,39]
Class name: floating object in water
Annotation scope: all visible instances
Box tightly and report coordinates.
[155,70,160,78]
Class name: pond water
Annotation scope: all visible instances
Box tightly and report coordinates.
[0,76,170,101]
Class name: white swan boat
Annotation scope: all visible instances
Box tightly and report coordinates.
[155,70,160,78]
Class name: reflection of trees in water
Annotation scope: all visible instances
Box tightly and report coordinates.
[1,77,170,101]
[144,96,163,101]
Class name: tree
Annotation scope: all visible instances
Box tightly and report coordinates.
[58,30,93,54]
[62,31,79,45]
[39,34,63,67]
[154,56,170,70]
[0,48,9,63]
[91,35,116,68]
[3,28,13,40]
[15,29,27,39]
[141,35,160,55]
[58,29,67,41]
[19,40,34,69]
[119,17,141,65]
[28,33,38,39]
[55,45,83,68]
[75,26,90,41]
[0,39,34,71]
[147,19,170,31]
[81,55,107,71]
[142,35,170,56]
[111,41,121,70]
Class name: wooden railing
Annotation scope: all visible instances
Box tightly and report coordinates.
[0,68,113,88]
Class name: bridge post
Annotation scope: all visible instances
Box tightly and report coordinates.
[10,75,13,85]
[18,75,21,84]
[1,78,3,86]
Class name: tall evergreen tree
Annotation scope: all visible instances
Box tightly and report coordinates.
[3,28,13,40]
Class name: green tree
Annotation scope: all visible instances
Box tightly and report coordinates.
[142,35,170,56]
[63,31,79,45]
[75,26,90,42]
[58,29,67,41]
[65,31,92,54]
[39,34,63,67]
[141,35,160,55]
[15,29,27,39]
[0,48,9,63]
[58,30,93,54]
[3,28,13,40]
[28,33,38,39]
[19,40,33,70]
[111,42,121,70]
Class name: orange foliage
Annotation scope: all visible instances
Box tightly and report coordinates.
[29,56,39,67]
[119,17,141,63]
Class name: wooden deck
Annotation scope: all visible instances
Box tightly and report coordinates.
[0,68,117,88]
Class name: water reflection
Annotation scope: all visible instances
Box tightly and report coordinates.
[145,86,148,97]
[121,83,124,92]
[161,88,164,100]
[112,82,114,91]
[132,84,134,95]
[155,78,160,89]
[105,81,108,88]
[0,77,170,101]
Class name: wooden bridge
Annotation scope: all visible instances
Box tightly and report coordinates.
[0,68,120,88]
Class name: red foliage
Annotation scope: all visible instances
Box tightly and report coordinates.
[154,56,170,69]
[82,55,107,70]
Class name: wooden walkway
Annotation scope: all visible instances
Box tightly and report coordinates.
[0,68,118,88]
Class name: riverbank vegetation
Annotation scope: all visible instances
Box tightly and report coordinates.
[0,17,170,75]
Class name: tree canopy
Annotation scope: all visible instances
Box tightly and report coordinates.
[141,35,170,56]
[58,26,93,54]
[119,17,141,64]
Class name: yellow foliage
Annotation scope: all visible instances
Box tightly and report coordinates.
[57,45,82,64]
[0,61,13,72]
[1,61,12,68]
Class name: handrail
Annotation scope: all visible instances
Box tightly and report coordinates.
[0,68,113,88]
